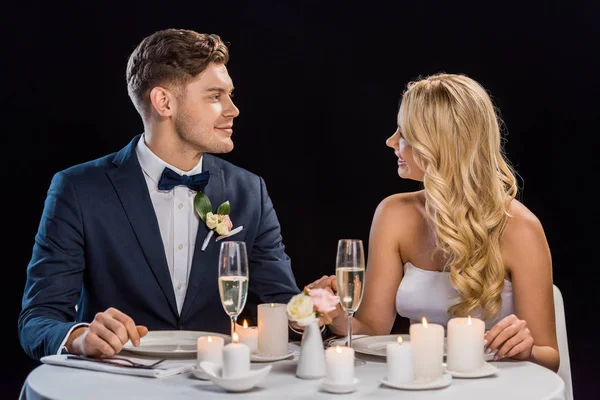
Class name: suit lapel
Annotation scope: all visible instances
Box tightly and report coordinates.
[107,135,179,318]
[180,154,225,320]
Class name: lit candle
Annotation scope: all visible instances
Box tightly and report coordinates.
[236,319,259,353]
[197,336,224,368]
[222,332,251,379]
[257,303,288,356]
[386,336,413,384]
[409,317,444,383]
[446,315,485,372]
[325,345,354,384]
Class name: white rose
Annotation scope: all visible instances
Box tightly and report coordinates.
[215,221,230,236]
[206,212,218,229]
[286,293,316,326]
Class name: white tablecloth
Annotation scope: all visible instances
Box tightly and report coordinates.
[22,345,566,400]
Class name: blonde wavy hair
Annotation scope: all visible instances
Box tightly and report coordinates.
[398,73,518,321]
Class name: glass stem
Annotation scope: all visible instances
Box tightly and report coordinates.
[347,312,354,348]
[232,315,238,337]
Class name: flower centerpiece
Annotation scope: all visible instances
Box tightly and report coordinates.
[287,287,340,327]
[287,287,339,379]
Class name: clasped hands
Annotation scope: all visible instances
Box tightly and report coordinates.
[305,275,534,361]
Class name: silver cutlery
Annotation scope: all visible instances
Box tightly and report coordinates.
[66,355,166,369]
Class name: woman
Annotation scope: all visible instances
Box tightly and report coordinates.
[315,73,559,372]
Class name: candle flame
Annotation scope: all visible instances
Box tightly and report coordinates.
[468,315,472,325]
[335,345,342,353]
[243,319,249,329]
[208,336,212,343]
[422,317,428,328]
[233,332,239,343]
[270,303,275,308]
[397,336,403,345]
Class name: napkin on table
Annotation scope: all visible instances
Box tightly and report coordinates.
[40,354,195,378]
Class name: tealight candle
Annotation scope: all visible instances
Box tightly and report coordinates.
[222,333,251,379]
[236,319,259,353]
[325,345,354,384]
[197,336,224,368]
[446,315,485,372]
[257,303,288,356]
[409,317,444,383]
[386,336,413,384]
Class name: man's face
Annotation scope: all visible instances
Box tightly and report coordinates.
[173,63,240,154]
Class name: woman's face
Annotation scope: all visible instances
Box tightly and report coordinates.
[386,123,425,182]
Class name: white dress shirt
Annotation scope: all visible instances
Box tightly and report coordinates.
[58,135,203,353]
[135,136,203,315]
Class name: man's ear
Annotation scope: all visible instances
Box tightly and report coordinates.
[149,86,175,117]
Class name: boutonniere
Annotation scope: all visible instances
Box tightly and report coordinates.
[194,193,244,251]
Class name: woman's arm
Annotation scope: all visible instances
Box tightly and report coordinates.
[328,195,411,336]
[486,202,559,372]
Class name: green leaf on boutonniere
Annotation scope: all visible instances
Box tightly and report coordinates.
[194,192,212,223]
[216,201,230,215]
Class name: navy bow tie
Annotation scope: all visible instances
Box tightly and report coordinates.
[157,167,210,192]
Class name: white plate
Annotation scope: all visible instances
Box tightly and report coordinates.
[122,330,231,357]
[320,377,359,394]
[381,373,452,390]
[352,334,493,360]
[199,361,271,392]
[444,361,499,378]
[250,351,294,362]
[352,334,412,357]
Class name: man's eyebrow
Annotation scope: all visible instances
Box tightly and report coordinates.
[204,87,234,93]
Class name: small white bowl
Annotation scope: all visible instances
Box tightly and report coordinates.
[320,377,359,394]
[198,361,272,392]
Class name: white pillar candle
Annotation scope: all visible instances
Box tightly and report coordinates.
[222,333,251,379]
[236,319,259,353]
[197,336,225,367]
[257,303,288,356]
[446,316,485,372]
[409,317,444,383]
[325,345,354,384]
[386,336,413,384]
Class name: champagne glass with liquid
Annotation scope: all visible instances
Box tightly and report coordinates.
[336,239,366,366]
[218,241,249,338]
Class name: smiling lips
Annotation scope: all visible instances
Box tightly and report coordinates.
[215,125,233,134]
[395,152,407,166]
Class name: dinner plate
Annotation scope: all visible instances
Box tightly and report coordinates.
[351,334,412,357]
[352,335,493,361]
[122,330,231,357]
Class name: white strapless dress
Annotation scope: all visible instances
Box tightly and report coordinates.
[395,262,515,330]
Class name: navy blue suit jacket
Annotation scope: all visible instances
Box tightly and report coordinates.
[19,135,300,360]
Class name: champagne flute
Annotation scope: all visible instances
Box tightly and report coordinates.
[217,241,249,338]
[335,239,366,366]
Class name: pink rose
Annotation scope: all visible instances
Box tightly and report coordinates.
[308,288,339,313]
[219,214,233,230]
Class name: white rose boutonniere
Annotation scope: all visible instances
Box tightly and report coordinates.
[194,193,243,251]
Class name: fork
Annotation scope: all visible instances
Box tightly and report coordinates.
[66,355,166,369]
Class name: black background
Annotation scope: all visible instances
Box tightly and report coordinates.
[3,1,599,398]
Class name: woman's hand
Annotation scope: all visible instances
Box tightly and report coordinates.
[307,275,347,335]
[485,314,534,361]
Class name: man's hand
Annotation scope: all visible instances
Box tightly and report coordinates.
[66,307,148,357]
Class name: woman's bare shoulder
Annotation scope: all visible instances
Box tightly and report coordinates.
[502,199,550,272]
[375,190,426,217]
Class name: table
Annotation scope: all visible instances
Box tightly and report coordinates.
[21,345,566,399]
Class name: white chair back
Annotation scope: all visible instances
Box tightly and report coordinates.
[554,285,573,400]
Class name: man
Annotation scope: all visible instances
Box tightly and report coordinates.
[19,29,300,360]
